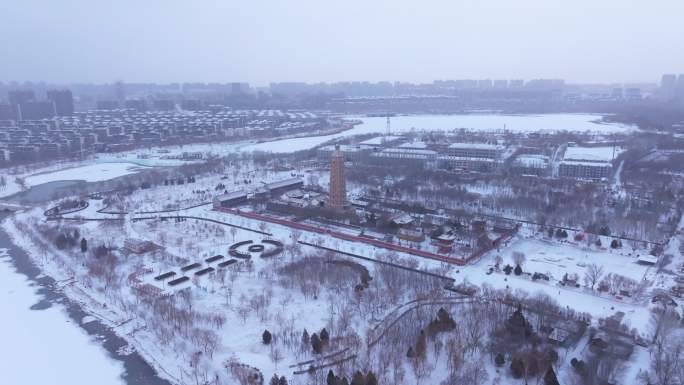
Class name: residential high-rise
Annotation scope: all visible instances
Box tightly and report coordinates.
[8,90,35,106]
[231,82,249,96]
[18,101,56,120]
[329,144,346,209]
[677,74,684,101]
[0,104,20,120]
[124,99,147,112]
[660,74,677,101]
[114,81,126,103]
[47,89,74,116]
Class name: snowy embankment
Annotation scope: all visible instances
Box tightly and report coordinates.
[0,247,125,385]
[1,216,182,385]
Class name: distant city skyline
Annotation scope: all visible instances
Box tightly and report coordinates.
[2,1,683,86]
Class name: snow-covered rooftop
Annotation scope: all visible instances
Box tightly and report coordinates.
[398,141,428,149]
[375,148,438,156]
[448,142,504,150]
[358,135,401,146]
[563,146,619,163]
[514,154,550,167]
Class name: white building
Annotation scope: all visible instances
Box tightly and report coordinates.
[559,146,618,180]
[447,142,504,159]
[512,154,550,176]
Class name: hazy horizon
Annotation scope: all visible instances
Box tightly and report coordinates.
[2,0,683,86]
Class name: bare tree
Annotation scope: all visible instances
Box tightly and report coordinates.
[651,337,683,385]
[512,251,526,267]
[583,264,604,291]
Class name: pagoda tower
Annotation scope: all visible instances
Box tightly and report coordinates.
[329,144,346,209]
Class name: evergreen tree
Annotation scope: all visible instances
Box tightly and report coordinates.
[269,374,280,385]
[547,349,559,364]
[350,371,365,385]
[527,357,539,377]
[510,357,525,379]
[437,307,451,323]
[494,353,505,366]
[262,330,272,344]
[302,329,310,345]
[311,333,322,354]
[415,330,427,356]
[320,328,330,342]
[365,372,378,385]
[406,346,415,358]
[514,264,523,275]
[80,238,88,252]
[544,367,560,385]
[327,370,336,385]
[278,376,287,385]
[55,233,68,250]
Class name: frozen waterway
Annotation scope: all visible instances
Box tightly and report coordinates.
[240,113,636,153]
[0,219,171,385]
[0,249,125,385]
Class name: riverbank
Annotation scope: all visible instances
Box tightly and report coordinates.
[0,214,173,385]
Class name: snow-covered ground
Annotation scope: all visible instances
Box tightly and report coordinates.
[0,248,124,385]
[3,153,676,385]
[496,237,651,282]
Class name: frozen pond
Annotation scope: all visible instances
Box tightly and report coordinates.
[0,247,125,385]
[1,162,158,201]
[240,113,636,153]
[24,162,151,186]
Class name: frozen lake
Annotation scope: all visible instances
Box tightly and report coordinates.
[240,113,636,153]
[0,247,125,385]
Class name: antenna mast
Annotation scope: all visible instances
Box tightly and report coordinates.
[386,114,391,137]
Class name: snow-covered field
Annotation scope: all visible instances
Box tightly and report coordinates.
[497,237,651,282]
[0,248,124,385]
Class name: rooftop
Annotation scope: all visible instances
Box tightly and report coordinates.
[358,135,402,146]
[265,177,303,190]
[214,190,247,201]
[448,142,504,150]
[564,146,619,163]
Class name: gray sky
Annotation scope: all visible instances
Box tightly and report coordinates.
[2,0,682,85]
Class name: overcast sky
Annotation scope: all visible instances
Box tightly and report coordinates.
[2,0,682,86]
